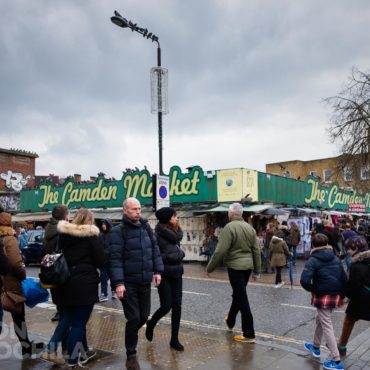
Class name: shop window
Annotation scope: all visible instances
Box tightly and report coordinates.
[323,169,332,182]
[361,165,370,180]
[343,167,352,182]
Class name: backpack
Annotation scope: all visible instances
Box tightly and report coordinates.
[38,237,70,288]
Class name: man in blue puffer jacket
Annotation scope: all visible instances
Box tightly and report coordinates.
[300,233,347,370]
[109,197,163,370]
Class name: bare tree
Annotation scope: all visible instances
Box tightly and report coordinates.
[324,67,370,191]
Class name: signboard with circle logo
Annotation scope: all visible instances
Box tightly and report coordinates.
[153,174,170,210]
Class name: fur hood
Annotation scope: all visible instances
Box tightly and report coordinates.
[310,245,333,255]
[0,225,15,237]
[57,220,100,238]
[271,235,284,242]
[351,249,370,264]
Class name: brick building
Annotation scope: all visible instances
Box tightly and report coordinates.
[0,147,38,192]
[266,156,370,192]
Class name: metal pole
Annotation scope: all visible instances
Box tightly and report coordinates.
[157,45,163,175]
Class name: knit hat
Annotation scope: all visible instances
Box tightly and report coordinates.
[155,207,176,224]
[0,211,12,227]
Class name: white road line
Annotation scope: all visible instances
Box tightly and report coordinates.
[151,287,210,296]
[281,303,345,313]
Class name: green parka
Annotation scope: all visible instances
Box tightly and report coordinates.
[206,217,261,273]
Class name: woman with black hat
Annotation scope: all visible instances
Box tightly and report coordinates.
[145,207,185,351]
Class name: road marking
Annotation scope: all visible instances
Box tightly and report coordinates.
[281,303,345,313]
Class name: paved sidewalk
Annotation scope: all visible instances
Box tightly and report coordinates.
[1,260,369,369]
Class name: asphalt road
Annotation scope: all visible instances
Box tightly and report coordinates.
[26,266,370,353]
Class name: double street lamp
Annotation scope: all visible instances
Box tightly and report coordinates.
[110,10,168,175]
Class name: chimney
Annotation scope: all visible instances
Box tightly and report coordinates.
[74,174,81,183]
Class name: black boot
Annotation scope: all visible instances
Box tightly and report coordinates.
[170,339,184,351]
[22,341,45,358]
[145,320,154,342]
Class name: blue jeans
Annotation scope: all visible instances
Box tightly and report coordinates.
[122,283,151,357]
[47,306,68,353]
[150,276,183,340]
[64,305,94,365]
[226,268,255,338]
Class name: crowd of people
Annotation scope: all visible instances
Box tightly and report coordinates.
[0,202,370,370]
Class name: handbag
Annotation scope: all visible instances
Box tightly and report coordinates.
[21,278,49,308]
[39,252,70,288]
[1,289,26,314]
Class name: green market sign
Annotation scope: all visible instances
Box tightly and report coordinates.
[20,166,217,212]
[258,173,370,212]
[304,176,370,210]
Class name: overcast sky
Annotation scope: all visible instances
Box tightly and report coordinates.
[1,0,370,179]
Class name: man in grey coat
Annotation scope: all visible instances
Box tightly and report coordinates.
[207,202,261,343]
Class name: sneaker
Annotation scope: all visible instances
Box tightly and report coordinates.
[323,360,344,370]
[79,350,96,365]
[224,315,234,331]
[99,295,108,302]
[233,335,255,343]
[112,292,117,300]
[66,364,87,369]
[280,281,285,287]
[41,351,66,365]
[304,342,321,358]
[274,284,280,288]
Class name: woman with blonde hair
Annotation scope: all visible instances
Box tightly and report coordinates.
[57,208,106,368]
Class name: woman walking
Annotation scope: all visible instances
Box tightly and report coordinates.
[145,207,185,351]
[269,230,292,288]
[338,236,370,356]
[0,207,44,358]
[57,208,106,368]
[289,222,301,265]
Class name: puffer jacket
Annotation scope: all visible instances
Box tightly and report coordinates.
[300,246,347,296]
[207,217,261,273]
[345,250,370,321]
[0,226,26,294]
[155,223,184,278]
[57,221,106,306]
[109,217,164,287]
[269,236,291,268]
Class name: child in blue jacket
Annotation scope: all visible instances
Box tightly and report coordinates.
[300,233,347,370]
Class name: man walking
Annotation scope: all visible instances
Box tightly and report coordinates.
[207,202,261,343]
[109,197,163,370]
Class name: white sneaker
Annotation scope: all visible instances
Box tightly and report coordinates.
[274,284,280,288]
[99,295,108,302]
[280,282,285,288]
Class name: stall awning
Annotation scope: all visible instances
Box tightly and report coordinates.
[193,204,273,214]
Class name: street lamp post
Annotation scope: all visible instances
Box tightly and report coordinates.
[110,10,168,175]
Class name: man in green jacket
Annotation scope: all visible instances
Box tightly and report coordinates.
[207,202,261,343]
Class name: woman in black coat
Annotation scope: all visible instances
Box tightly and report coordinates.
[145,207,185,351]
[338,236,370,356]
[57,208,106,367]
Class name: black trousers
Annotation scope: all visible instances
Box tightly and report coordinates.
[226,268,255,338]
[275,266,283,284]
[11,303,31,348]
[121,283,151,357]
[150,276,183,340]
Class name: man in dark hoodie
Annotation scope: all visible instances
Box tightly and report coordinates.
[43,204,69,321]
[300,233,347,370]
[98,219,114,302]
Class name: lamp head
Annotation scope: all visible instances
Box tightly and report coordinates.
[111,11,129,28]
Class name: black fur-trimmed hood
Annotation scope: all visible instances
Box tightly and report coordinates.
[57,220,99,238]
